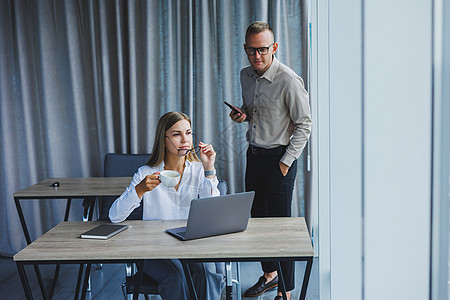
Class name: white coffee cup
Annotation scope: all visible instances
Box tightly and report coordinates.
[159,170,181,187]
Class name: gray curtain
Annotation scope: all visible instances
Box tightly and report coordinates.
[0,0,309,256]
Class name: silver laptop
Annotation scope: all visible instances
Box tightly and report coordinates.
[165,191,255,241]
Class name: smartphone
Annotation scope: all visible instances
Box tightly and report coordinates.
[224,101,243,115]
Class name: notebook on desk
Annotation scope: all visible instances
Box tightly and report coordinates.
[165,191,255,241]
[80,224,129,240]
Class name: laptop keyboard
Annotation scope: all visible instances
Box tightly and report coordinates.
[177,231,186,238]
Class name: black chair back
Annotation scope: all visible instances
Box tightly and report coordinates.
[100,153,150,221]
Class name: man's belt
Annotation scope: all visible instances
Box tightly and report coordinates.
[249,145,287,155]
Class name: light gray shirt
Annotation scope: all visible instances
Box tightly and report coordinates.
[240,57,312,167]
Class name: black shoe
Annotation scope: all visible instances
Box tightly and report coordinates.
[243,275,278,297]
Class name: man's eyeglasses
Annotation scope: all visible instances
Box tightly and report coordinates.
[165,133,201,157]
[244,43,274,56]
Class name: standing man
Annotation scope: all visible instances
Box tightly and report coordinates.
[229,21,311,300]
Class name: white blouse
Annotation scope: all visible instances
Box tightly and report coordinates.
[109,160,219,222]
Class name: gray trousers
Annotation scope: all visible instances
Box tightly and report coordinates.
[143,259,225,300]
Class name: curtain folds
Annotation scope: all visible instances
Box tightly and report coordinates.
[0,0,309,256]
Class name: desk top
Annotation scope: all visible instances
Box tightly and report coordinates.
[14,218,313,262]
[13,177,132,198]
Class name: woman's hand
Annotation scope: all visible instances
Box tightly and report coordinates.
[135,172,161,199]
[198,142,216,172]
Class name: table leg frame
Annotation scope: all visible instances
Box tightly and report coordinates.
[15,246,311,300]
[299,257,313,300]
[80,264,92,300]
[181,260,199,300]
[276,261,288,300]
[225,261,233,300]
[64,198,72,221]
[17,259,146,300]
[49,198,72,299]
[132,261,144,300]
[15,197,48,299]
[178,256,313,300]
[16,262,33,300]
[14,197,32,244]
[74,264,84,300]
[15,196,95,300]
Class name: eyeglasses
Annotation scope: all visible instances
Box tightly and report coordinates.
[244,43,274,56]
[165,133,201,157]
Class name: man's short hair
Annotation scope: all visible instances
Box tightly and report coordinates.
[245,21,274,43]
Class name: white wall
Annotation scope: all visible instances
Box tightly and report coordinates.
[329,0,363,299]
[311,0,434,299]
[364,1,432,299]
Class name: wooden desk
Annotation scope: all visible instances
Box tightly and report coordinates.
[13,177,131,299]
[14,218,314,300]
[14,177,131,244]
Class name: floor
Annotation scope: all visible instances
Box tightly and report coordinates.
[0,256,319,299]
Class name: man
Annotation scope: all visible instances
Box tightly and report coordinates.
[229,21,311,300]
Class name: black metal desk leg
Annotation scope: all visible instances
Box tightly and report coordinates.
[15,197,48,299]
[49,264,61,299]
[181,261,198,300]
[14,197,32,244]
[299,258,313,300]
[133,260,144,300]
[87,197,95,221]
[17,262,33,300]
[64,198,72,221]
[32,263,49,299]
[225,262,233,300]
[51,196,71,299]
[80,264,92,300]
[276,261,288,300]
[74,264,85,300]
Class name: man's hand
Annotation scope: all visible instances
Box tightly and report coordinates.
[229,110,246,123]
[279,162,289,176]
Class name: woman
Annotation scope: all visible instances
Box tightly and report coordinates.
[109,111,224,300]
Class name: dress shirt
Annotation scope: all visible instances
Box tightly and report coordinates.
[240,57,312,166]
[109,160,219,222]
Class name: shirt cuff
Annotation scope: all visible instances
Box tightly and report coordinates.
[207,175,219,185]
[131,186,143,203]
[206,176,220,196]
[281,152,296,167]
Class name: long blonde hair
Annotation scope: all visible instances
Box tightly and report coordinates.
[147,112,199,167]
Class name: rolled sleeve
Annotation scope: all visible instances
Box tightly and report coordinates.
[109,171,145,223]
[281,77,312,167]
[199,176,220,198]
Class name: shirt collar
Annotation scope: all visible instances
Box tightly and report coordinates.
[160,159,191,170]
[250,56,279,83]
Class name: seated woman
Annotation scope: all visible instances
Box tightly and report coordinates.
[109,111,225,300]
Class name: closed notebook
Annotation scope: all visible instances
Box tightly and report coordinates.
[80,224,129,240]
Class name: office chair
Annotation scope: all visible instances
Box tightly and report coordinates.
[101,154,158,299]
[79,154,152,299]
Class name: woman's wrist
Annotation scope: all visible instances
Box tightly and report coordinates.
[204,169,216,177]
[135,185,144,199]
[203,163,214,171]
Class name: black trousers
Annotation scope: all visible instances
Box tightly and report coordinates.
[245,145,297,292]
